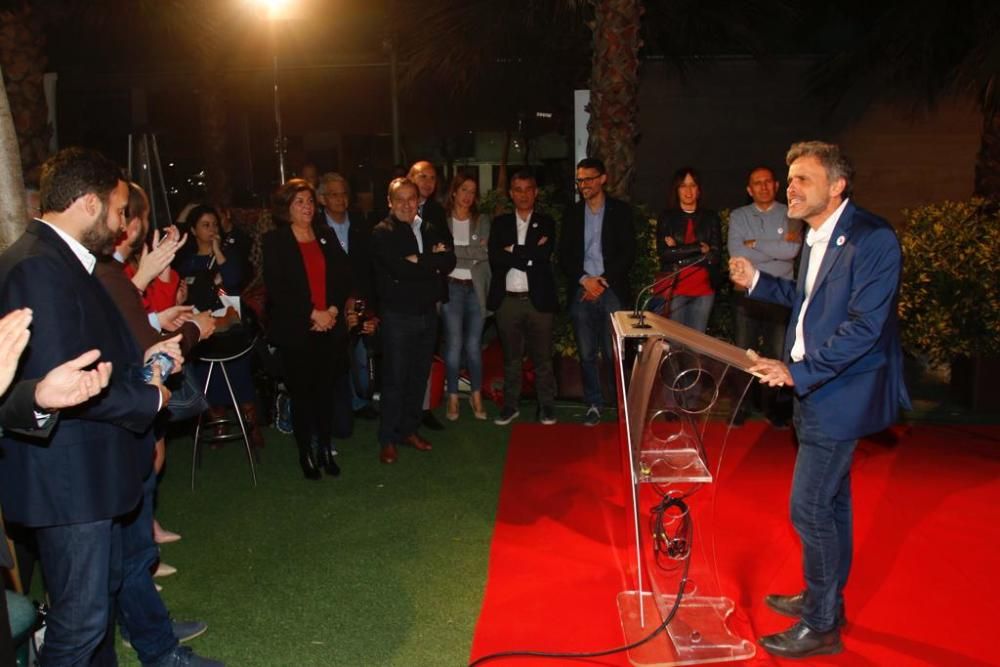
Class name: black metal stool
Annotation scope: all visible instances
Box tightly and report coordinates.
[191,328,259,490]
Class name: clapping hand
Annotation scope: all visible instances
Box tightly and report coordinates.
[156,305,194,331]
[0,308,33,396]
[133,228,185,291]
[35,349,112,410]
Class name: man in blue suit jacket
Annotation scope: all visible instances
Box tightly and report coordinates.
[0,148,178,666]
[729,141,910,659]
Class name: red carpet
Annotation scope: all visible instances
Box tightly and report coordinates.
[470,421,1000,666]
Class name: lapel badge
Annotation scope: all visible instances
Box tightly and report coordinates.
[320,237,327,245]
[532,222,538,228]
[777,227,784,234]
[836,235,845,246]
[471,234,478,241]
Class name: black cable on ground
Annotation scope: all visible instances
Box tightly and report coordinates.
[468,495,694,666]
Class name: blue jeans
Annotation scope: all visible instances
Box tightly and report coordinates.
[669,293,715,332]
[379,310,437,446]
[119,472,176,664]
[442,281,484,394]
[35,519,120,666]
[790,399,858,632]
[568,287,621,407]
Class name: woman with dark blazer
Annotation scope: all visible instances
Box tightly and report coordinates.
[655,167,722,332]
[263,179,352,480]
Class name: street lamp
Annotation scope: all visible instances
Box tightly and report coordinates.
[250,0,292,183]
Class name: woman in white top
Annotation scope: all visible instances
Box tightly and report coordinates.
[442,173,492,420]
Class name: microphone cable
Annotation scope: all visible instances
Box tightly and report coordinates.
[467,491,694,667]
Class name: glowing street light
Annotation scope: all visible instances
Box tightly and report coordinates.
[249,0,292,21]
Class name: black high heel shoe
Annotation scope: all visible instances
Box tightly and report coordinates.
[298,443,322,481]
[317,444,341,477]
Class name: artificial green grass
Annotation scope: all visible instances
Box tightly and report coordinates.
[116,408,511,666]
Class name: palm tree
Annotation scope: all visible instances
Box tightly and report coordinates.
[0,0,237,206]
[394,0,782,201]
[587,0,642,199]
[0,70,26,249]
[0,3,50,177]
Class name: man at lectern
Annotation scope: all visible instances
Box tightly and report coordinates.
[728,141,910,659]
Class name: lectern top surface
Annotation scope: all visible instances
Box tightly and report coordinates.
[612,310,762,376]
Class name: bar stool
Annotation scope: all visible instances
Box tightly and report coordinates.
[191,329,258,490]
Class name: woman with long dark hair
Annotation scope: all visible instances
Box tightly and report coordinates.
[655,167,722,332]
[263,179,352,480]
[442,173,491,420]
[175,204,263,449]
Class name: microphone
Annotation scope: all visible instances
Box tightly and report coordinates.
[632,254,710,327]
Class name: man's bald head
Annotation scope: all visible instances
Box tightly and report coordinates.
[407,161,437,201]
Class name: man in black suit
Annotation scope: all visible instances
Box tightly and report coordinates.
[0,307,114,666]
[0,148,186,666]
[557,157,635,426]
[487,170,559,426]
[316,172,379,419]
[371,178,456,464]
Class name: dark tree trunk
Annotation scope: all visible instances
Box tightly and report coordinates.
[586,0,642,201]
[0,4,49,178]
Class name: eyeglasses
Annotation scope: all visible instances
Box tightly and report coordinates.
[575,175,602,185]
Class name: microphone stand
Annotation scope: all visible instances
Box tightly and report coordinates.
[631,254,709,329]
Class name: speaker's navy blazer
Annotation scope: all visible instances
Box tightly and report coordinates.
[0,220,160,527]
[750,201,911,440]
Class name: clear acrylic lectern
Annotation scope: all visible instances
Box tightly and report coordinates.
[611,311,757,666]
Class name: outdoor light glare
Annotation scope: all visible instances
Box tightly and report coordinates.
[251,0,291,20]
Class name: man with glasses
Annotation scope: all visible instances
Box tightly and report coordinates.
[557,157,635,426]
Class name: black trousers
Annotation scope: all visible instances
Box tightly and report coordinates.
[280,331,351,449]
[495,295,556,410]
[378,310,438,446]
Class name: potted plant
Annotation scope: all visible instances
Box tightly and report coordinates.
[897,198,1000,410]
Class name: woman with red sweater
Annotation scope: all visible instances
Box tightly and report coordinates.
[655,167,722,332]
[263,180,352,480]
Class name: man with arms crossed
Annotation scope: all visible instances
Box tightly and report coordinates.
[488,169,559,426]
[729,141,910,658]
[728,165,801,427]
[371,178,455,464]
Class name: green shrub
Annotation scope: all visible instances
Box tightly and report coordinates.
[898,198,1000,366]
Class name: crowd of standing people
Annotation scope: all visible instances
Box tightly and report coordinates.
[0,139,910,663]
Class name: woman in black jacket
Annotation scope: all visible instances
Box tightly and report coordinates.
[654,167,722,332]
[263,179,352,479]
